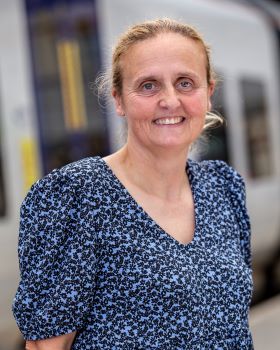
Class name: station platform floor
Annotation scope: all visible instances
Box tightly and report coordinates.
[249,294,280,349]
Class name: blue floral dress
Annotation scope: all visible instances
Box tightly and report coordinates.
[13,157,253,349]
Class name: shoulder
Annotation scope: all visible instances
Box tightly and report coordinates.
[188,159,248,216]
[60,156,104,177]
[57,156,105,187]
[188,159,244,188]
[21,156,108,225]
[28,156,105,195]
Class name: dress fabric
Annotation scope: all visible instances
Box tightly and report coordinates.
[13,156,253,349]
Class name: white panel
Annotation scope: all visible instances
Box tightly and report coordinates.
[0,0,40,347]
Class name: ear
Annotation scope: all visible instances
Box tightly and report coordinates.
[112,89,125,116]
[207,80,216,111]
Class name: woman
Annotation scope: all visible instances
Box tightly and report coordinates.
[13,18,253,349]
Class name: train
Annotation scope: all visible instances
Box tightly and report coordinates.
[0,0,280,348]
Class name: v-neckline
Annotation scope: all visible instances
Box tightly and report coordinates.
[97,156,199,248]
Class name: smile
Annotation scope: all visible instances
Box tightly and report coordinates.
[154,116,185,125]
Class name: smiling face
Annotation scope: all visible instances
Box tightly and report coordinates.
[113,32,215,154]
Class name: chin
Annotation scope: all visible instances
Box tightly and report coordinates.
[153,141,191,152]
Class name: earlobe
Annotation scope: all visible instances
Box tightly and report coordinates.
[112,89,125,116]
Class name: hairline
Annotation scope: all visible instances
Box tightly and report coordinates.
[114,31,211,96]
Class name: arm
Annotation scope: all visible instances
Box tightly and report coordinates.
[13,168,97,341]
[25,331,77,350]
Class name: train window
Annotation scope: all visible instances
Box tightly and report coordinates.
[197,77,230,164]
[25,0,109,174]
[241,79,272,178]
[0,94,6,217]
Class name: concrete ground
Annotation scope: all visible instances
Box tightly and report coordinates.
[250,294,280,350]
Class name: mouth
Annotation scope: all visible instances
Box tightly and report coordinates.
[153,116,185,125]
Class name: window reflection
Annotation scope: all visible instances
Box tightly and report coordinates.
[198,77,230,164]
[241,79,272,178]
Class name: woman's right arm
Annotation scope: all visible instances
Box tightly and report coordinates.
[13,167,97,343]
[25,331,77,350]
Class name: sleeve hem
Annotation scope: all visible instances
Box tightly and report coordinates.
[22,324,81,341]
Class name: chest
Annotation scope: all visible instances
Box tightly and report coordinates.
[136,194,195,245]
[94,221,252,317]
[93,184,253,317]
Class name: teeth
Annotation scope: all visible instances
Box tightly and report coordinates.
[155,117,184,125]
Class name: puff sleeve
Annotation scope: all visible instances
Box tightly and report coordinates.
[217,161,252,268]
[12,168,98,340]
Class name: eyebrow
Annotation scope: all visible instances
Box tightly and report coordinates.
[133,75,158,86]
[133,71,200,86]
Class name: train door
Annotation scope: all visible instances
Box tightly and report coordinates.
[24,0,110,175]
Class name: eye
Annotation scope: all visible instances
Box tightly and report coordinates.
[142,82,155,90]
[138,81,159,95]
[177,79,193,91]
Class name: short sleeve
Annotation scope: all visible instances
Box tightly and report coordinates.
[12,168,97,340]
[215,161,252,268]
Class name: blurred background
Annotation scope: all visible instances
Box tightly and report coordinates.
[0,0,280,349]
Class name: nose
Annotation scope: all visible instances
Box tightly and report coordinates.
[158,86,181,110]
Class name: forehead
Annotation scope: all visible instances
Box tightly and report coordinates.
[119,32,207,80]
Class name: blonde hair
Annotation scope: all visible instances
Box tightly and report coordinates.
[97,18,223,131]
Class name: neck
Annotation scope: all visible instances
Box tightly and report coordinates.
[113,142,190,201]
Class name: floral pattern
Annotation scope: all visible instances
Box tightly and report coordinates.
[13,156,253,349]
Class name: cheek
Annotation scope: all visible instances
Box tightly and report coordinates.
[125,100,154,122]
[186,93,209,116]
[185,96,208,134]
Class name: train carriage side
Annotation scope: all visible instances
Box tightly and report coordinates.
[0,0,280,348]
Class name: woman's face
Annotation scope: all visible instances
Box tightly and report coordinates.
[113,32,215,154]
